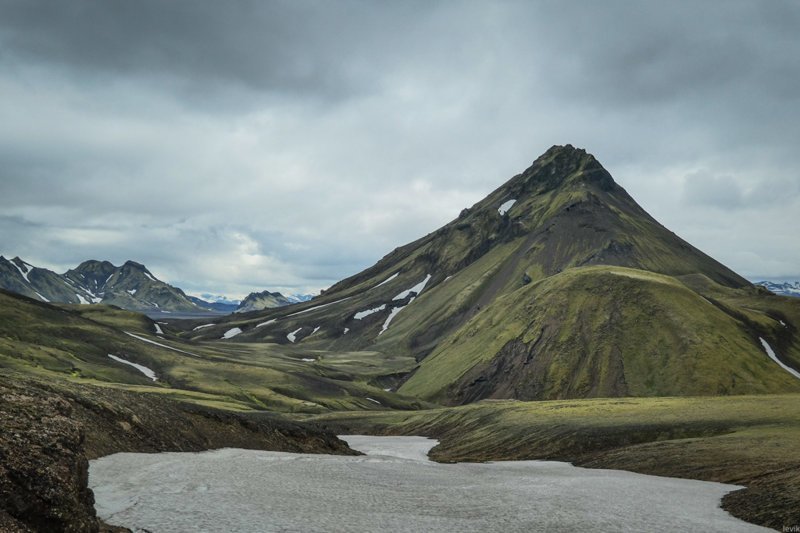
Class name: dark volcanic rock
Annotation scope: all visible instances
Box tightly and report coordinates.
[0,371,356,532]
[0,383,101,531]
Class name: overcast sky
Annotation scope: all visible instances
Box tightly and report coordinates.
[1,1,798,298]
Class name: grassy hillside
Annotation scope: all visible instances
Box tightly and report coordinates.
[0,290,425,414]
[400,266,800,403]
[311,394,800,530]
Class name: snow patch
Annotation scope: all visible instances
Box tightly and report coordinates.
[104,274,114,286]
[192,323,215,331]
[127,289,137,296]
[222,328,242,339]
[380,305,406,335]
[759,337,800,380]
[143,271,157,282]
[11,260,32,283]
[153,323,164,335]
[34,291,50,302]
[75,293,90,305]
[287,328,303,343]
[124,332,201,358]
[256,319,276,328]
[393,274,432,301]
[373,272,399,289]
[780,320,787,327]
[366,397,381,405]
[312,326,320,335]
[108,354,157,382]
[343,328,350,335]
[498,199,517,215]
[354,304,386,320]
[301,358,316,362]
[287,297,351,317]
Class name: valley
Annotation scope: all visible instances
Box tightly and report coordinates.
[1,146,799,531]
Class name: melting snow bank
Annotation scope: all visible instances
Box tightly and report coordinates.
[379,274,433,335]
[90,436,766,533]
[222,327,242,339]
[759,337,800,379]
[107,354,157,381]
[498,198,516,215]
[124,332,202,358]
[287,327,303,343]
[354,304,386,319]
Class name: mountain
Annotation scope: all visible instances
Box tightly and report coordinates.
[286,293,315,304]
[187,295,239,313]
[756,281,800,298]
[236,290,294,313]
[189,144,800,404]
[0,257,204,312]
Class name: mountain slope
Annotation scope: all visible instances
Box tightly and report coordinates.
[0,257,205,312]
[236,290,293,313]
[188,144,800,402]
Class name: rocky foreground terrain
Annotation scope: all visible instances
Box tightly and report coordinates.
[0,370,355,532]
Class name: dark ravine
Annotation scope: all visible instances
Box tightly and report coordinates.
[0,371,356,532]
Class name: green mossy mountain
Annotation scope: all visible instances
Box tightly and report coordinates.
[0,257,204,312]
[189,145,800,403]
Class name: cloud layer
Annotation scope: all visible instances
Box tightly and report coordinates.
[1,1,799,297]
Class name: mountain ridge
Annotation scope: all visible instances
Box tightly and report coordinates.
[0,256,204,312]
[185,144,800,404]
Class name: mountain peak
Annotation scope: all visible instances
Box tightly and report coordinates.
[514,144,615,194]
[123,260,146,270]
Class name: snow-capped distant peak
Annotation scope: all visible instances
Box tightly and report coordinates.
[755,280,800,298]
[10,259,32,283]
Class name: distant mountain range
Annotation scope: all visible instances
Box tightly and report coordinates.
[0,255,315,314]
[0,256,206,312]
[755,281,800,298]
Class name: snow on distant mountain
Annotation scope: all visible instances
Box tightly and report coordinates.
[755,281,800,298]
[286,293,315,303]
[0,256,206,312]
[196,293,241,306]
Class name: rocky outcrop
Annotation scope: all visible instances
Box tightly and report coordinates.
[0,371,356,532]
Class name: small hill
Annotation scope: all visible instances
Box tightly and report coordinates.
[236,290,294,313]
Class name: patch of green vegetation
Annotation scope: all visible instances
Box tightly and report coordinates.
[311,393,800,529]
[400,266,800,402]
[0,291,427,414]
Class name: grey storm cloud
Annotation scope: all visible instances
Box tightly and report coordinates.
[1,0,799,297]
